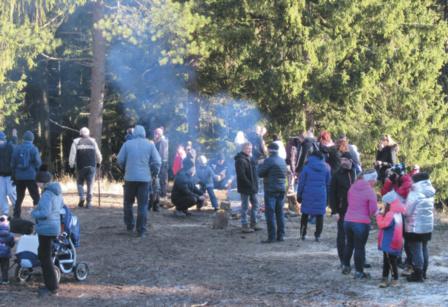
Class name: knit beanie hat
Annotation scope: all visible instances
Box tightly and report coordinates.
[391,162,406,176]
[23,130,34,142]
[80,127,90,137]
[268,143,279,153]
[0,131,5,141]
[182,158,195,172]
[382,190,399,205]
[412,172,429,183]
[362,169,378,182]
[36,165,52,184]
[340,152,353,160]
[0,215,9,231]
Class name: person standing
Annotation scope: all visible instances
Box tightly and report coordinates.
[11,130,41,218]
[154,128,169,198]
[69,127,102,208]
[117,125,161,237]
[297,151,331,241]
[272,134,287,160]
[257,143,288,243]
[31,166,62,297]
[0,131,16,216]
[329,152,356,265]
[235,142,260,233]
[342,170,378,279]
[172,145,186,177]
[375,134,399,184]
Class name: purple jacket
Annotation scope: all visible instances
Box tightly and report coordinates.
[345,179,378,224]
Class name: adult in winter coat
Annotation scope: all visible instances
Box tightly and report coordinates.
[196,155,219,210]
[235,142,260,233]
[285,135,301,192]
[329,152,356,265]
[171,158,204,215]
[297,151,331,241]
[31,167,63,297]
[338,134,362,174]
[117,125,161,237]
[154,128,169,198]
[0,131,16,216]
[342,170,378,279]
[404,172,435,282]
[11,130,42,218]
[377,191,406,288]
[258,143,288,243]
[272,134,287,160]
[375,134,399,183]
[296,133,318,175]
[69,127,102,208]
[380,163,412,200]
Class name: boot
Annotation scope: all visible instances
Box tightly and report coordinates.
[299,225,306,240]
[250,223,262,231]
[378,278,389,288]
[242,224,254,233]
[407,268,424,282]
[401,265,414,277]
[78,199,85,208]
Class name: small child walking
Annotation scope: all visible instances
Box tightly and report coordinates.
[376,191,405,288]
[0,215,15,285]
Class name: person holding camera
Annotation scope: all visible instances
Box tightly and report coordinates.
[375,135,399,184]
[380,163,412,200]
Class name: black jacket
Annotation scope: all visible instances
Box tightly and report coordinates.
[329,167,356,216]
[171,170,203,205]
[257,153,288,193]
[234,152,258,194]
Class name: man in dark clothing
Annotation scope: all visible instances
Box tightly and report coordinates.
[0,132,16,216]
[286,135,301,192]
[69,127,102,208]
[11,130,42,218]
[210,153,233,190]
[154,128,169,198]
[235,142,259,233]
[246,126,266,162]
[258,143,288,243]
[171,158,204,216]
[296,132,319,175]
[330,152,356,266]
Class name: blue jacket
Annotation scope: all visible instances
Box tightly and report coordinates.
[297,155,331,215]
[0,228,15,258]
[117,125,162,182]
[31,182,63,236]
[196,164,215,188]
[257,153,288,193]
[11,141,42,180]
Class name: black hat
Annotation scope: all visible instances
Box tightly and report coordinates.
[340,152,353,160]
[268,143,279,152]
[412,172,429,183]
[182,158,195,171]
[36,165,52,183]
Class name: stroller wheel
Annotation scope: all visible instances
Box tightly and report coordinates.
[54,265,61,284]
[15,265,32,283]
[74,262,89,281]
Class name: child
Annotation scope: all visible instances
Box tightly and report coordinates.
[377,191,405,288]
[0,215,15,285]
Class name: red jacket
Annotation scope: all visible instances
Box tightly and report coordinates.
[380,174,412,199]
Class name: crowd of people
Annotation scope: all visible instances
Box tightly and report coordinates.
[0,124,438,296]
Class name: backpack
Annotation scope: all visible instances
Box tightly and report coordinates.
[16,146,32,170]
[0,144,13,174]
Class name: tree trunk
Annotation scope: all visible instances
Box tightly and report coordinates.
[88,0,106,150]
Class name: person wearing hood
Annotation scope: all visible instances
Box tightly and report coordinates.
[329,152,356,265]
[296,131,318,175]
[0,131,17,216]
[235,142,260,233]
[404,172,435,282]
[31,166,63,297]
[377,191,406,288]
[117,125,161,237]
[342,169,378,279]
[69,127,102,208]
[257,143,288,243]
[196,155,219,210]
[297,151,331,242]
[171,158,205,215]
[11,130,42,218]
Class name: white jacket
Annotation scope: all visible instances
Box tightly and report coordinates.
[405,179,435,234]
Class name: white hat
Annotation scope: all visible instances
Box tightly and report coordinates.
[362,170,378,182]
[382,191,398,204]
[80,127,90,137]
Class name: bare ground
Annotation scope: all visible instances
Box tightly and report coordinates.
[1,181,447,306]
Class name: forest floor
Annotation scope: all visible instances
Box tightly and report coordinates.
[1,181,448,307]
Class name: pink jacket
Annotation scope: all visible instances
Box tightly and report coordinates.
[345,179,378,224]
[377,199,406,255]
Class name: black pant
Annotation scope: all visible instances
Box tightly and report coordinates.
[336,216,346,264]
[159,162,168,197]
[14,180,40,218]
[0,257,9,282]
[38,235,58,291]
[174,195,203,212]
[300,214,324,238]
[383,253,398,280]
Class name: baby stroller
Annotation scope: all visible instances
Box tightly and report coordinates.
[14,205,89,283]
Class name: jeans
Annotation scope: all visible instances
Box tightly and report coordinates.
[383,253,398,280]
[0,176,16,215]
[123,181,150,234]
[201,185,218,209]
[159,162,168,197]
[38,235,58,291]
[240,193,258,226]
[264,192,285,241]
[300,214,324,238]
[336,216,346,264]
[0,257,9,282]
[77,166,96,203]
[408,240,429,271]
[14,180,40,218]
[343,221,370,273]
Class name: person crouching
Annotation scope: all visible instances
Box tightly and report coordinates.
[171,158,205,216]
[377,191,406,288]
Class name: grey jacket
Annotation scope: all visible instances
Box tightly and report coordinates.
[405,179,435,234]
[31,182,63,236]
[117,125,161,182]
